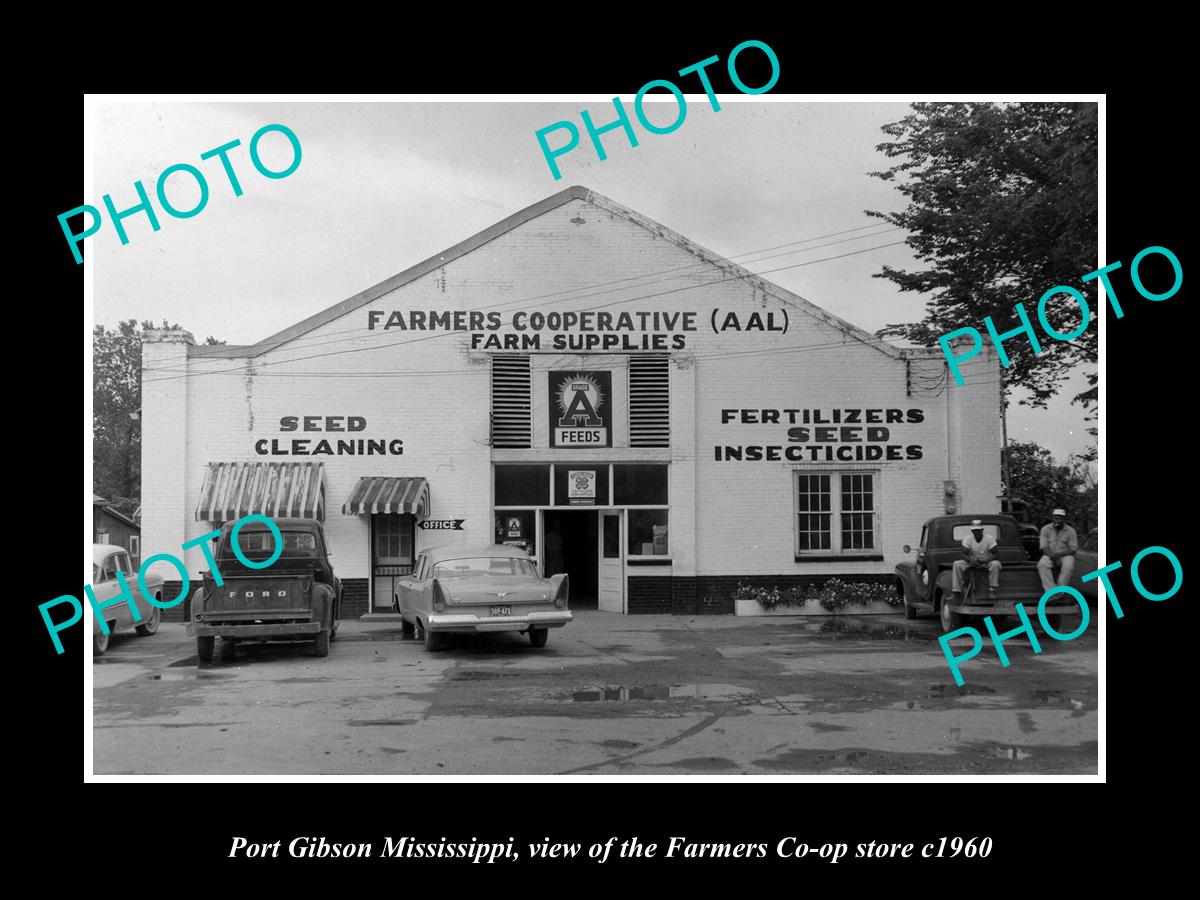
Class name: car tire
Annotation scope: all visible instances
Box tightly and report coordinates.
[94,627,110,656]
[939,597,964,633]
[136,605,162,637]
[401,617,415,638]
[196,635,215,663]
[314,628,330,658]
[424,623,443,652]
[529,627,549,648]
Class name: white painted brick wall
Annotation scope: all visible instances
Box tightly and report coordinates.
[142,195,1003,594]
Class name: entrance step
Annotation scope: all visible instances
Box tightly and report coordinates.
[359,613,405,622]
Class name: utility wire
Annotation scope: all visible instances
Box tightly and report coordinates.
[142,239,909,384]
[147,222,901,362]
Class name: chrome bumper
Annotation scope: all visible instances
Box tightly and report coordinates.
[426,610,574,633]
[952,599,1077,616]
[187,621,322,638]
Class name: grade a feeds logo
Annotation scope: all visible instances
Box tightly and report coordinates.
[551,371,612,447]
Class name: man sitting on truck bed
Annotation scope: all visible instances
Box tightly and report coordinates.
[952,519,1001,601]
[1037,508,1079,592]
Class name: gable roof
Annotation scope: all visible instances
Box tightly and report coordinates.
[93,497,139,529]
[190,185,911,361]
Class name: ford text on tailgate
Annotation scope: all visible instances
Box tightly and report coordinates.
[187,518,341,663]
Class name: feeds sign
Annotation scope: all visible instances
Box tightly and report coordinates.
[551,371,612,448]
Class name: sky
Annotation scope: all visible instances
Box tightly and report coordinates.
[90,98,1098,462]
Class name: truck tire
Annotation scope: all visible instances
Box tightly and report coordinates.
[1044,614,1065,634]
[196,635,215,662]
[314,628,330,658]
[939,597,964,633]
[899,581,917,620]
[423,623,443,652]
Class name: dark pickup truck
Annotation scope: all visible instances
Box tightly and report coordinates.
[187,517,341,662]
[895,514,1076,633]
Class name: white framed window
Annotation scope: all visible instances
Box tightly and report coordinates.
[96,530,111,545]
[129,535,140,561]
[794,469,881,557]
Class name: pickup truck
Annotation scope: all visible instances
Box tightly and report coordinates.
[895,514,1077,633]
[187,517,340,662]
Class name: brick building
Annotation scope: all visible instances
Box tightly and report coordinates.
[140,186,1002,620]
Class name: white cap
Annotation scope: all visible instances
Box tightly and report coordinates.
[970,519,983,527]
[1052,508,1067,517]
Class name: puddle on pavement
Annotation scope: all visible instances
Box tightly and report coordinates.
[928,683,997,696]
[988,746,1033,760]
[148,671,231,681]
[168,656,199,667]
[564,683,750,702]
[451,670,524,681]
[816,620,939,642]
[347,718,417,727]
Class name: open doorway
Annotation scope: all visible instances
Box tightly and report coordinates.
[544,510,598,609]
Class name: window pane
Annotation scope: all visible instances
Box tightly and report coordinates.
[628,509,668,555]
[796,475,833,551]
[494,465,550,506]
[839,474,875,550]
[603,515,620,558]
[613,465,668,505]
[495,511,537,561]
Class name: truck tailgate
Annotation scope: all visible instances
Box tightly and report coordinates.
[207,574,312,615]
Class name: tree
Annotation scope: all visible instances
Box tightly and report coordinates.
[867,102,1098,411]
[1004,440,1096,531]
[93,319,223,515]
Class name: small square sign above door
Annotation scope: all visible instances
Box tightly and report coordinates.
[568,470,597,505]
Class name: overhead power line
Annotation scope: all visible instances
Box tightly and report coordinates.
[142,239,910,385]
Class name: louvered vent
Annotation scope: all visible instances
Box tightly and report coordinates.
[629,355,670,447]
[491,355,532,448]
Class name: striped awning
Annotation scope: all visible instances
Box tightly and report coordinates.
[194,462,326,523]
[342,477,430,517]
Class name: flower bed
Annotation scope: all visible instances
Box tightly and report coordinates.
[731,578,903,617]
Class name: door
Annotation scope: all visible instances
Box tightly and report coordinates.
[598,511,624,613]
[372,514,414,612]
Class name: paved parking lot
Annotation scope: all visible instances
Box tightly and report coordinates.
[92,611,1097,775]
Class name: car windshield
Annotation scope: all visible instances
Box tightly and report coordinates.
[432,557,537,578]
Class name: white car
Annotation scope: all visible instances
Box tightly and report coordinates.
[397,544,571,651]
[91,544,163,655]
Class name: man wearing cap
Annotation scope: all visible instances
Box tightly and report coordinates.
[1038,508,1079,591]
[953,519,1002,601]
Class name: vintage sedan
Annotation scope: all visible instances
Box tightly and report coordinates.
[396,544,571,651]
[91,544,163,655]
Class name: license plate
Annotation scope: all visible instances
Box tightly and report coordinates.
[490,606,511,617]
